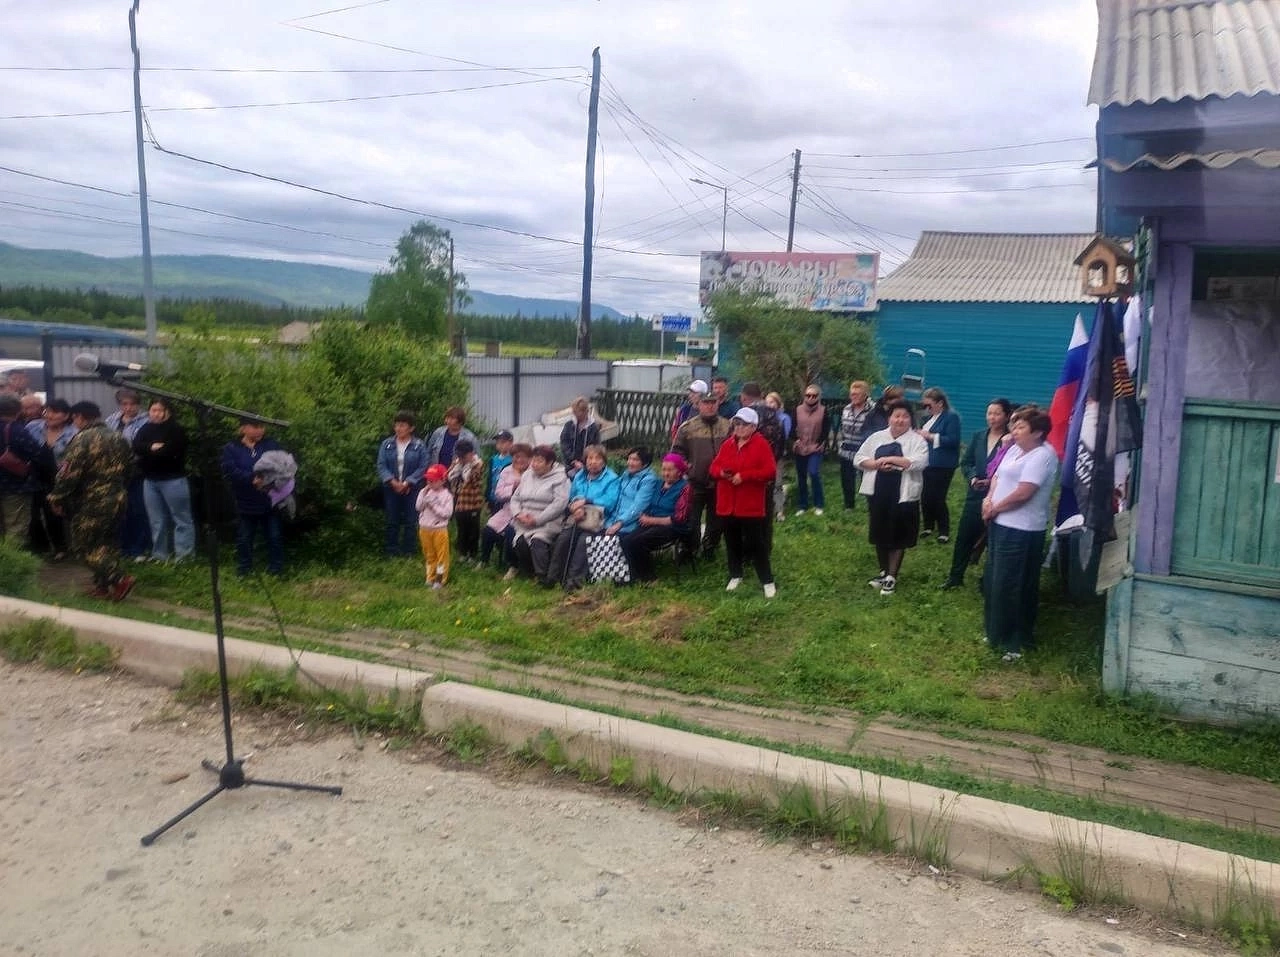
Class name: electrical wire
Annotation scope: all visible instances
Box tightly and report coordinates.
[0,65,587,74]
[145,139,699,258]
[0,76,575,120]
[807,136,1094,158]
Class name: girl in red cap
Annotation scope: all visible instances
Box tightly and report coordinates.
[416,464,454,588]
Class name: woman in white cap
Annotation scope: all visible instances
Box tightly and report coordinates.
[708,407,778,598]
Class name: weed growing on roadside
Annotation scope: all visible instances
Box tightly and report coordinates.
[440,720,495,763]
[0,618,115,673]
[906,793,957,870]
[175,663,422,736]
[1214,857,1280,954]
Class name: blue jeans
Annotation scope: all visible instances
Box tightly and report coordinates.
[236,511,283,576]
[793,453,825,510]
[143,477,196,560]
[382,485,418,555]
[120,476,152,557]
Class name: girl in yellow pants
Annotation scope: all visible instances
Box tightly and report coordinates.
[416,464,454,588]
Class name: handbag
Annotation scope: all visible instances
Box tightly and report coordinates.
[578,503,605,533]
[0,424,31,479]
[586,533,631,584]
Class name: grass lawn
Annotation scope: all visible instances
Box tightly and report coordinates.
[113,461,1280,788]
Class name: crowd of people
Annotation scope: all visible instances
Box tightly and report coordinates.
[0,379,299,599]
[374,380,1058,660]
[0,368,1060,660]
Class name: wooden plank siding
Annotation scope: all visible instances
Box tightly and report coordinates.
[1172,401,1280,588]
[1105,576,1280,722]
[1135,242,1195,575]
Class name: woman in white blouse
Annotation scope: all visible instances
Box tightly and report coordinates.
[981,404,1059,662]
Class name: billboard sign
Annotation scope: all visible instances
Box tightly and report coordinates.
[698,251,879,312]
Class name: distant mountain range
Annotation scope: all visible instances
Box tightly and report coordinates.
[0,242,630,320]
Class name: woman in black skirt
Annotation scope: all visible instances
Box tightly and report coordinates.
[853,400,930,596]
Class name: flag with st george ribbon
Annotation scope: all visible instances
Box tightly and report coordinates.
[1049,312,1090,524]
[1060,298,1143,567]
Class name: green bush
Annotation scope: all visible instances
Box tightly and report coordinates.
[154,317,470,560]
[0,538,41,598]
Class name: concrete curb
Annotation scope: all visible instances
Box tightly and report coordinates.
[3,595,1275,922]
[0,596,431,697]
[420,682,1279,920]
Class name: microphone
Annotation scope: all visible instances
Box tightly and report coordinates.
[74,353,148,378]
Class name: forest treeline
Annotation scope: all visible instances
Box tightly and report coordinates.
[0,284,668,354]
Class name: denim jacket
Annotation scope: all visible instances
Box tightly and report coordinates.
[377,434,429,490]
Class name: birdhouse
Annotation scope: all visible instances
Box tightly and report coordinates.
[1074,235,1135,298]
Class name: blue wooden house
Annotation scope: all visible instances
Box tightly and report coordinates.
[1091,0,1280,722]
[873,232,1095,432]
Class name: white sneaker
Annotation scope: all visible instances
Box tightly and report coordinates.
[867,572,887,588]
[794,509,806,517]
[813,508,824,516]
[725,577,742,592]
[763,583,777,599]
[502,568,518,582]
[879,575,896,596]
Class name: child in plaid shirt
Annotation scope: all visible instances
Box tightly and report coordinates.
[447,438,485,562]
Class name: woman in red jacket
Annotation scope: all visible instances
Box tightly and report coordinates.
[709,407,778,598]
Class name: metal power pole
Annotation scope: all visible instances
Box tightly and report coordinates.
[129,0,157,345]
[786,148,801,252]
[577,47,601,359]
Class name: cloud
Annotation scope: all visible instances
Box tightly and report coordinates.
[0,0,1101,316]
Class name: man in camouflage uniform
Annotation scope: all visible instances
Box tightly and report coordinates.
[47,401,137,601]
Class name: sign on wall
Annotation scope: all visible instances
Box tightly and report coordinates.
[698,251,879,312]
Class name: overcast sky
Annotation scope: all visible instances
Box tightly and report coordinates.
[0,0,1100,316]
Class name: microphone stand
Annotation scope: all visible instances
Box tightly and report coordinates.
[104,376,342,847]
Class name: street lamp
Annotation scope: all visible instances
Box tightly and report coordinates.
[690,177,727,253]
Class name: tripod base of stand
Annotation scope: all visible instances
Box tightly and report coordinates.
[141,758,342,846]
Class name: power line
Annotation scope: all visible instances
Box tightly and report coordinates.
[146,139,699,259]
[0,64,586,74]
[806,158,1089,173]
[0,76,575,120]
[285,0,391,23]
[807,136,1094,158]
[816,182,1093,195]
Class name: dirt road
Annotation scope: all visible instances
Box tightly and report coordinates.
[0,662,1219,956]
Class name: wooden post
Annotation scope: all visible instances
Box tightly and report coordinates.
[786,149,801,252]
[577,47,601,359]
[129,0,157,346]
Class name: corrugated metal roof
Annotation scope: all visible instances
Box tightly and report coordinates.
[1102,146,1280,168]
[876,232,1097,304]
[1089,0,1280,106]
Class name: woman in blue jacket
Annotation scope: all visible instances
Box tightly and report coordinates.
[376,410,429,556]
[913,387,962,542]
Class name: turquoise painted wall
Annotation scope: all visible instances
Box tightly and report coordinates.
[875,301,1086,435]
[715,301,1084,433]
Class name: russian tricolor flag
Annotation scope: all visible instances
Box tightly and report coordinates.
[1048,313,1089,461]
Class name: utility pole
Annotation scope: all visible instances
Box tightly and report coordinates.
[129,0,157,345]
[577,47,601,360]
[786,148,801,252]
[447,236,457,355]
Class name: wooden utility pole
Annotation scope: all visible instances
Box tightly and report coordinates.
[447,236,460,354]
[577,47,601,359]
[129,0,157,345]
[786,148,801,252]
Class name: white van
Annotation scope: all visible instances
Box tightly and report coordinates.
[0,359,47,403]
